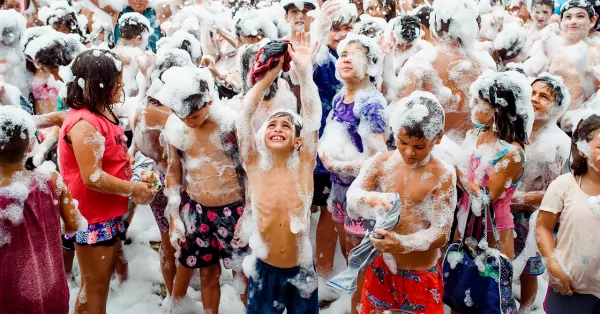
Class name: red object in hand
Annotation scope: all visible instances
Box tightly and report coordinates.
[249,40,292,87]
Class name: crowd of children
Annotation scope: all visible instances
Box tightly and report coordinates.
[1,0,600,313]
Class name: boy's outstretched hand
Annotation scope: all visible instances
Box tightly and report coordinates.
[288,31,315,74]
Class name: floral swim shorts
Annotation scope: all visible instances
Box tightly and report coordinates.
[65,216,126,246]
[178,198,250,270]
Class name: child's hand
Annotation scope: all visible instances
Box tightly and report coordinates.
[288,31,316,74]
[548,259,574,296]
[368,195,393,211]
[253,58,284,93]
[131,182,155,205]
[370,229,402,253]
[233,220,247,247]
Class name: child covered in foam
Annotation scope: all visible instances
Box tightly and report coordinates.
[157,66,248,314]
[235,32,321,314]
[510,73,571,312]
[112,12,151,97]
[346,91,456,314]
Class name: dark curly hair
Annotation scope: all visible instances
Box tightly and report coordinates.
[571,114,600,176]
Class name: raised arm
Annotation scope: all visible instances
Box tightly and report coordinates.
[237,57,284,165]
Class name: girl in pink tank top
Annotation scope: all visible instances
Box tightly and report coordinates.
[57,50,155,314]
[0,106,86,314]
[456,71,531,261]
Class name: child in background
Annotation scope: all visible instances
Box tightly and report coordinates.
[113,12,151,97]
[347,91,456,314]
[0,106,86,314]
[318,33,387,313]
[311,0,359,281]
[113,0,164,53]
[526,0,560,40]
[456,71,532,261]
[511,73,571,312]
[537,115,600,313]
[58,49,155,314]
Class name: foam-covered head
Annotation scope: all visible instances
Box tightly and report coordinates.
[560,0,595,18]
[390,91,444,165]
[118,12,150,42]
[25,32,84,69]
[64,49,123,114]
[234,10,279,45]
[329,0,359,30]
[357,14,387,38]
[258,109,304,154]
[469,70,533,146]
[0,9,26,47]
[363,0,395,22]
[493,23,529,64]
[90,19,115,48]
[560,0,598,40]
[430,0,479,48]
[530,72,570,121]
[150,48,194,83]
[39,1,82,36]
[153,66,215,121]
[281,0,318,12]
[0,106,35,164]
[529,0,556,27]
[156,30,203,62]
[571,114,600,176]
[392,14,423,44]
[335,33,383,88]
[283,0,318,33]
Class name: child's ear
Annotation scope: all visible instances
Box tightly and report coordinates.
[435,132,444,145]
[294,137,303,150]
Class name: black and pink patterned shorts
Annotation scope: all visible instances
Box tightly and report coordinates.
[178,198,250,270]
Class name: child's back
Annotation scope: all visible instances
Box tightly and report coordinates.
[0,169,68,314]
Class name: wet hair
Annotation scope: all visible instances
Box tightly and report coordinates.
[151,49,194,82]
[531,0,555,10]
[34,41,73,68]
[179,85,210,117]
[268,111,302,137]
[119,18,149,40]
[283,1,317,12]
[65,50,123,115]
[235,18,266,40]
[50,12,84,37]
[368,0,396,22]
[0,120,29,164]
[402,96,444,139]
[414,5,433,29]
[477,76,530,147]
[90,24,115,48]
[394,14,421,43]
[571,114,600,176]
[358,20,385,38]
[332,14,358,30]
[531,76,566,108]
[560,0,595,19]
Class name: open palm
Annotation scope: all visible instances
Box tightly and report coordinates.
[288,31,315,70]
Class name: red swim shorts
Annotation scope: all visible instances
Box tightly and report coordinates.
[360,256,444,314]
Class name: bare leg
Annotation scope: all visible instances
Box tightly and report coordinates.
[336,222,348,260]
[199,263,222,314]
[63,248,75,280]
[74,243,120,314]
[114,242,128,283]
[171,264,194,304]
[489,229,515,260]
[233,270,248,305]
[159,231,177,295]
[519,274,538,314]
[346,235,363,314]
[316,207,338,278]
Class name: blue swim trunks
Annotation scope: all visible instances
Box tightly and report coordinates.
[246,259,318,314]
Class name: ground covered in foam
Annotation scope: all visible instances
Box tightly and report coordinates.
[66,206,548,313]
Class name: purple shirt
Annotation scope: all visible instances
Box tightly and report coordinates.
[329,92,387,186]
[0,172,69,314]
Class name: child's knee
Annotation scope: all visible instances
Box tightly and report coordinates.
[200,264,221,282]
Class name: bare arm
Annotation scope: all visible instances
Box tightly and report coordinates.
[165,142,186,249]
[32,111,67,128]
[67,120,153,202]
[51,171,87,235]
[346,153,395,219]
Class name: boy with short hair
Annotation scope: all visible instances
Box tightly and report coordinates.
[157,66,248,314]
[282,0,318,40]
[235,32,321,313]
[346,91,457,314]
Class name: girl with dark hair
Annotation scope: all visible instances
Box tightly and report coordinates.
[456,71,533,268]
[363,0,396,22]
[536,114,600,313]
[58,49,155,314]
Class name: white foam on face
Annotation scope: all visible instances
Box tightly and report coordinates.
[280,0,320,11]
[0,9,26,47]
[388,91,445,140]
[430,0,479,48]
[335,33,383,88]
[309,0,358,65]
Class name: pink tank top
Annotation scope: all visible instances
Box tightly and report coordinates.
[0,172,68,314]
[459,144,525,233]
[59,108,132,224]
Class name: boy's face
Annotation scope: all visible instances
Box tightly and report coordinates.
[327,23,353,51]
[180,102,211,129]
[264,116,302,153]
[53,23,73,35]
[531,81,556,118]
[561,7,597,39]
[531,4,553,27]
[285,6,314,33]
[2,0,21,11]
[129,0,149,13]
[365,0,385,19]
[337,43,368,82]
[395,128,441,166]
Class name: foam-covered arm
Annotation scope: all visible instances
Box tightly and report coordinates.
[33,126,59,167]
[296,62,321,134]
[165,142,185,250]
[50,170,88,235]
[346,153,395,219]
